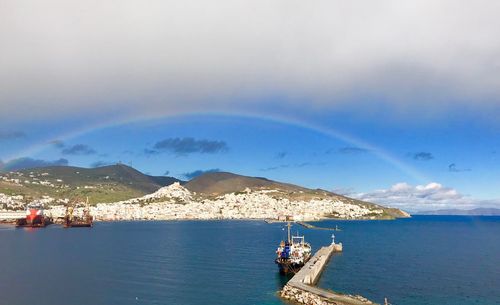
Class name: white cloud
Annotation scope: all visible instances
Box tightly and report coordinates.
[1,1,500,122]
[348,182,500,212]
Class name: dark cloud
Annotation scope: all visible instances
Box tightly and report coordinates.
[144,148,160,155]
[0,157,68,171]
[62,144,96,155]
[326,146,369,155]
[412,152,434,161]
[49,140,65,148]
[90,161,115,168]
[151,137,228,155]
[2,2,500,125]
[275,152,287,159]
[261,165,283,171]
[449,163,471,172]
[260,162,324,171]
[0,131,25,140]
[183,168,220,179]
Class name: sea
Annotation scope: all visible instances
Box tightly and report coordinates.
[0,216,498,305]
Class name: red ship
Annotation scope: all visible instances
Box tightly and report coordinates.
[16,204,50,228]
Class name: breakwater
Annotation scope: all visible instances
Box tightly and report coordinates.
[281,242,378,305]
[297,221,342,231]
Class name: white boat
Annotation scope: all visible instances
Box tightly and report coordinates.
[275,222,312,274]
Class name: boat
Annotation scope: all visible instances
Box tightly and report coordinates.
[15,203,51,228]
[63,198,93,228]
[275,222,312,274]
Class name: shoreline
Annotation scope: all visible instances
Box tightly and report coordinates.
[0,214,406,226]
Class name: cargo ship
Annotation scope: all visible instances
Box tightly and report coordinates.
[64,198,93,228]
[15,203,50,228]
[275,222,312,274]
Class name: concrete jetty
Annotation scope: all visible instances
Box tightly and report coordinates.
[280,241,379,305]
[297,221,342,231]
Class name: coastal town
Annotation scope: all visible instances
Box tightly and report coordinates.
[1,182,390,222]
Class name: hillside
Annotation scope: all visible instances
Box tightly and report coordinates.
[0,165,409,219]
[0,164,181,204]
[185,172,408,219]
[184,172,307,194]
[44,182,408,221]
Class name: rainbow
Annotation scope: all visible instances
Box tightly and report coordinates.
[4,110,428,183]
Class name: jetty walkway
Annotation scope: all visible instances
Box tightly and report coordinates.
[297,221,341,231]
[281,242,378,305]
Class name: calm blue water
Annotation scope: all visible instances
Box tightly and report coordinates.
[0,216,498,305]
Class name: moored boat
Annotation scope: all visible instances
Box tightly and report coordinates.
[275,222,312,274]
[15,203,51,228]
[64,198,93,228]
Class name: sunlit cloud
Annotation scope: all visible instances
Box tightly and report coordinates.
[345,182,499,212]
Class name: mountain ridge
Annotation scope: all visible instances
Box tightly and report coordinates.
[0,164,182,203]
[0,164,409,219]
[184,171,308,194]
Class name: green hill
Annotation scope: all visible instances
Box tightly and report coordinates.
[184,172,307,195]
[0,165,409,219]
[0,164,182,203]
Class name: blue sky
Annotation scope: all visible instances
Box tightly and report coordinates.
[1,0,499,212]
[0,111,498,212]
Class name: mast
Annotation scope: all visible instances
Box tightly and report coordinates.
[287,222,291,243]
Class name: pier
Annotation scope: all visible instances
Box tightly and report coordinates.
[297,221,342,231]
[281,241,378,305]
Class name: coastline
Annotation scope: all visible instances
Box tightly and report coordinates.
[1,183,409,224]
[0,215,405,226]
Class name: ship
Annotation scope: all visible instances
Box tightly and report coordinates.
[63,198,93,228]
[275,222,312,274]
[15,203,51,228]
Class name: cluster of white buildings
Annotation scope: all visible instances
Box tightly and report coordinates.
[0,193,25,210]
[0,192,63,211]
[46,183,382,221]
[1,174,22,184]
[1,181,384,221]
[0,171,68,188]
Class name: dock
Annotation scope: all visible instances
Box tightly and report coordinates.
[297,221,342,231]
[280,241,378,305]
